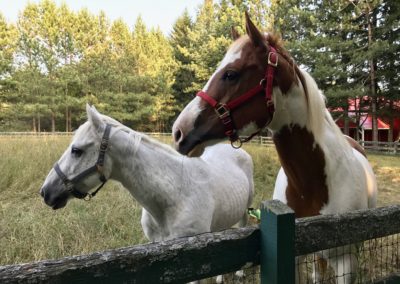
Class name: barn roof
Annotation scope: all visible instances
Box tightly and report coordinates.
[335,115,390,130]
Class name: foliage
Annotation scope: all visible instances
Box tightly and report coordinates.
[0,0,398,134]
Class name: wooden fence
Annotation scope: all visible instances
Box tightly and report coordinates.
[360,140,399,154]
[1,201,399,283]
[1,132,397,154]
[245,136,399,154]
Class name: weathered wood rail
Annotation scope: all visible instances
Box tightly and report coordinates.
[0,227,260,284]
[1,203,399,283]
[295,204,400,255]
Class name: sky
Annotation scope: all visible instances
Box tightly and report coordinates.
[0,0,204,35]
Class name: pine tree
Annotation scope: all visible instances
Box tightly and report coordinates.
[373,0,400,141]
[0,13,17,77]
[271,0,398,142]
[184,0,230,94]
[170,10,196,107]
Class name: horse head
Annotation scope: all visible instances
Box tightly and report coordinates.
[173,12,307,155]
[40,105,114,209]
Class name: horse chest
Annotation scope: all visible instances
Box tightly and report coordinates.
[273,125,329,218]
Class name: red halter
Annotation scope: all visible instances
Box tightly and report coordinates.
[196,46,278,147]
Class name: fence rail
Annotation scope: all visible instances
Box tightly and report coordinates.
[1,202,399,283]
[0,227,260,284]
[295,205,400,255]
[1,132,397,154]
[360,140,399,154]
[0,132,74,136]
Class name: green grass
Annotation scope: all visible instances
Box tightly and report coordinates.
[0,136,399,265]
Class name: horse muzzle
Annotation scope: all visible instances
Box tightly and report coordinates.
[40,184,70,210]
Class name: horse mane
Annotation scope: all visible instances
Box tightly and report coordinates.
[265,33,309,105]
[98,114,180,157]
[264,34,351,150]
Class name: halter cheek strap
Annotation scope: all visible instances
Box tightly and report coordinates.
[53,124,112,200]
[197,46,278,146]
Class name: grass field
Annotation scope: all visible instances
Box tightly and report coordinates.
[0,135,399,265]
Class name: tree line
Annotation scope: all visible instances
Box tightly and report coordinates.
[0,0,398,139]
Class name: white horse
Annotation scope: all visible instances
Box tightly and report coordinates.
[40,105,254,281]
[172,13,378,283]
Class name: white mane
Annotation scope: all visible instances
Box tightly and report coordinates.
[300,69,351,153]
[94,113,180,157]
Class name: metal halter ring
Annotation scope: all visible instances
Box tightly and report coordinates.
[231,139,243,149]
[259,78,266,87]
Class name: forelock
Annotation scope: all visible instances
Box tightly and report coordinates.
[229,35,249,53]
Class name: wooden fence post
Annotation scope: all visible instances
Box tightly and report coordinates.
[260,200,295,284]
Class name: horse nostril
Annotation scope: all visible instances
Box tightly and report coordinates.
[40,187,50,203]
[173,128,183,143]
[39,188,44,198]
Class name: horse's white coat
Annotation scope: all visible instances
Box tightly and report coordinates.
[40,106,254,244]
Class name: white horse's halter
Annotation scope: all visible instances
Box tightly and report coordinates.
[53,124,112,200]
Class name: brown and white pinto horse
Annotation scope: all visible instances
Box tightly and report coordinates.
[173,13,377,283]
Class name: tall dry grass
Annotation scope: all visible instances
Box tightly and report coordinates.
[0,136,398,265]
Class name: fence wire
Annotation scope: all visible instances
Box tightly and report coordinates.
[198,266,260,284]
[297,234,400,284]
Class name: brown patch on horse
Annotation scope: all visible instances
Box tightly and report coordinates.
[344,135,367,158]
[273,125,328,218]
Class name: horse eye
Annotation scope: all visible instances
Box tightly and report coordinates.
[222,70,239,81]
[71,147,83,157]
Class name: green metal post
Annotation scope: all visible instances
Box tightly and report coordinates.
[260,200,295,284]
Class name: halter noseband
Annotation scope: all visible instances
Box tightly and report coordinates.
[53,124,112,200]
[197,46,278,147]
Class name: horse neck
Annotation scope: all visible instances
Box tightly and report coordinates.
[271,72,352,217]
[109,130,185,221]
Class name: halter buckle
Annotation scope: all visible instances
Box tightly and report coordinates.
[84,194,93,201]
[268,51,278,67]
[100,139,108,151]
[215,104,230,119]
[96,164,104,173]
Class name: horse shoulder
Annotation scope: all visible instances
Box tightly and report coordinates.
[352,148,378,209]
[320,148,377,215]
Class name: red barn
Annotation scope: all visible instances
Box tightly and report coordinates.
[331,98,400,142]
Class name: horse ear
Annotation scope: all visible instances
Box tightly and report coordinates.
[86,103,92,116]
[245,11,265,48]
[231,26,241,40]
[87,104,105,132]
